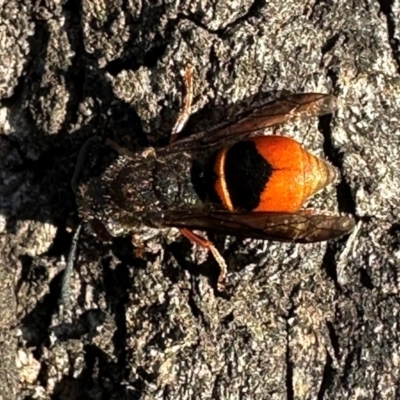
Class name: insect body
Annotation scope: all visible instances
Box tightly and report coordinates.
[74,85,355,290]
[77,132,352,241]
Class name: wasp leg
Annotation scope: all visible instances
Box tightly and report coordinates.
[105,138,137,158]
[131,228,160,258]
[170,64,194,143]
[179,228,227,291]
[105,138,156,161]
[85,219,114,242]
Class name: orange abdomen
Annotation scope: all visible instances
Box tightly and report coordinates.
[213,136,337,212]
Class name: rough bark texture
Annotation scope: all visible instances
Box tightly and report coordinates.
[0,0,399,399]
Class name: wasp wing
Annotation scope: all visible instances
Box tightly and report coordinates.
[204,93,338,141]
[154,210,354,243]
[162,93,338,153]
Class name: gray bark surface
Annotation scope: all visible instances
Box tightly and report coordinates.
[0,0,399,398]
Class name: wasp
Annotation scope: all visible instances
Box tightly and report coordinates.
[70,66,355,293]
